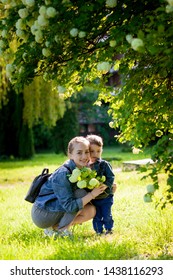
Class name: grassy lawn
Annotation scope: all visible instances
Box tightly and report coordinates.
[0,146,173,260]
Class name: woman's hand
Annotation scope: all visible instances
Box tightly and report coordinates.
[82,185,107,206]
[91,184,107,198]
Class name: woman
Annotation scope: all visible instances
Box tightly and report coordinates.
[31,136,106,237]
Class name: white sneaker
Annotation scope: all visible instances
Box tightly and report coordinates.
[44,228,57,237]
[59,229,73,237]
[44,228,72,238]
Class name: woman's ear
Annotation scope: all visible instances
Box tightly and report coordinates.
[68,152,72,159]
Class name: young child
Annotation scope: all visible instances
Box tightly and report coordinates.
[31,136,106,237]
[86,134,116,235]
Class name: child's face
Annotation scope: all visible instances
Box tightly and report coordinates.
[89,144,102,163]
[69,142,90,168]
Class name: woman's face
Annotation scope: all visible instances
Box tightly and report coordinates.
[69,142,90,168]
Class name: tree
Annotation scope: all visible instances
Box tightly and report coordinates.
[0,71,66,158]
[52,102,79,154]
[0,0,173,205]
[0,85,35,158]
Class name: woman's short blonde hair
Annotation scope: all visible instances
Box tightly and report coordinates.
[68,136,90,155]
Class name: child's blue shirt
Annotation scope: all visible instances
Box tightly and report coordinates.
[90,158,115,199]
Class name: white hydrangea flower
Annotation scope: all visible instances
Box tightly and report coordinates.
[97,61,111,73]
[2,20,6,25]
[38,15,49,27]
[6,63,15,77]
[46,7,57,18]
[19,66,25,74]
[1,0,9,3]
[33,20,40,29]
[146,184,156,194]
[109,121,114,128]
[101,175,106,182]
[109,40,116,47]
[22,52,28,61]
[70,28,78,37]
[31,24,37,35]
[0,39,6,49]
[89,178,99,188]
[35,30,43,43]
[18,8,29,19]
[45,41,51,47]
[25,0,35,7]
[42,48,51,57]
[126,34,133,44]
[16,29,26,39]
[30,41,36,48]
[69,175,78,183]
[58,85,66,93]
[72,168,81,177]
[45,0,51,5]
[77,180,87,189]
[78,31,86,38]
[69,168,83,184]
[1,29,7,38]
[39,6,47,16]
[54,35,60,43]
[132,147,141,154]
[166,4,173,13]
[167,0,173,6]
[11,0,18,7]
[68,166,106,190]
[16,19,26,30]
[143,193,152,203]
[106,0,117,8]
[131,38,144,51]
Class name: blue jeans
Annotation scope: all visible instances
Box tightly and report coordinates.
[92,195,114,233]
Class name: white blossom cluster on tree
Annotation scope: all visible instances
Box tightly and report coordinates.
[0,0,173,205]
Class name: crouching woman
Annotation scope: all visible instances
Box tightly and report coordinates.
[31,136,106,237]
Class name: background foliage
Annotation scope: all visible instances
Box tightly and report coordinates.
[0,0,173,204]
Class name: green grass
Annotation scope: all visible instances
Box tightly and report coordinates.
[0,147,173,260]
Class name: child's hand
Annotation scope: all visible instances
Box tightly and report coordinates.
[112,183,117,193]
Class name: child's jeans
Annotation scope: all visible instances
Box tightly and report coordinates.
[92,195,114,233]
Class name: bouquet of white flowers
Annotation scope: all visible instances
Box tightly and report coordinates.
[68,167,106,189]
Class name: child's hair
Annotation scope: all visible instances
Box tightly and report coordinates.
[86,134,103,147]
[68,136,90,155]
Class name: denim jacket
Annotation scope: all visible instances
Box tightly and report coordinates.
[90,158,115,199]
[34,159,83,213]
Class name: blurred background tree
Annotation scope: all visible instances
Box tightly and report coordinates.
[0,0,173,203]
